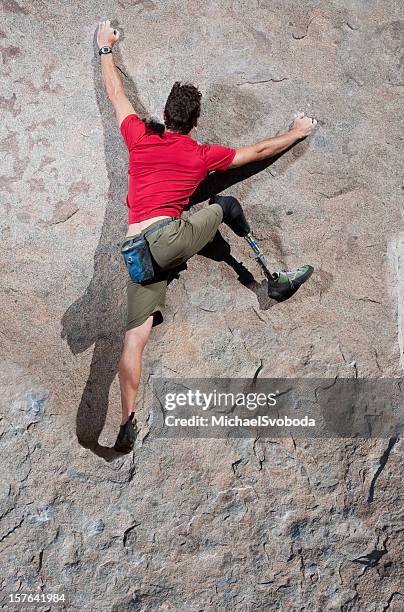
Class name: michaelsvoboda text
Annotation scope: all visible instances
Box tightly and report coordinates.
[164,415,316,428]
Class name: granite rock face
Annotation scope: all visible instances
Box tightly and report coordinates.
[1,0,403,610]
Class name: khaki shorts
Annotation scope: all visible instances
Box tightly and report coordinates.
[122,203,223,331]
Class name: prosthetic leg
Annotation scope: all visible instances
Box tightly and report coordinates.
[210,194,313,301]
[244,231,314,300]
[244,232,276,283]
[245,230,314,300]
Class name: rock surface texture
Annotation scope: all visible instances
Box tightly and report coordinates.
[1,0,404,610]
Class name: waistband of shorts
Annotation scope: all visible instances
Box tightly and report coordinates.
[122,216,181,245]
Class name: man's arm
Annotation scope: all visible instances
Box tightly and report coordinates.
[228,112,317,169]
[97,20,135,127]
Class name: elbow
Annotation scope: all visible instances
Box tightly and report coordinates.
[232,145,262,168]
[107,85,125,103]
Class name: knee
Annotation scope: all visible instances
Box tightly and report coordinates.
[124,316,153,352]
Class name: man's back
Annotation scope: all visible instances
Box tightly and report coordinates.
[120,114,236,223]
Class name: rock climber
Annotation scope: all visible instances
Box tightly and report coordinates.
[96,20,317,453]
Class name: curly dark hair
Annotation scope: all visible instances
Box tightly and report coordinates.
[164,81,202,134]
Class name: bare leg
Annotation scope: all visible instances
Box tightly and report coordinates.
[118,315,154,425]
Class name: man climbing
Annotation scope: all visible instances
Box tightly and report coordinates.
[96,20,317,453]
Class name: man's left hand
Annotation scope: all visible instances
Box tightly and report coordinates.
[97,20,120,49]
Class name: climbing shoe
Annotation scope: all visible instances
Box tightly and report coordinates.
[114,412,138,454]
[267,265,314,301]
[209,194,251,237]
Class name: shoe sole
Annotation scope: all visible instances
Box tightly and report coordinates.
[114,423,138,454]
[114,443,134,454]
[268,265,314,301]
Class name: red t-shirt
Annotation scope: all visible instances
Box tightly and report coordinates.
[120,113,236,223]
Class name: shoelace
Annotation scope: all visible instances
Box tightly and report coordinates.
[285,271,296,289]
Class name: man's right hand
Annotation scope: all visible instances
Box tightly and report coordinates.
[290,111,317,138]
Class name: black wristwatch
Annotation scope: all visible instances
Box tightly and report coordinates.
[99,46,113,56]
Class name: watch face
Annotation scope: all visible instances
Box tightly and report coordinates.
[100,46,111,54]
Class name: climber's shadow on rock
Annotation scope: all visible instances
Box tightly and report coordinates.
[61,25,307,459]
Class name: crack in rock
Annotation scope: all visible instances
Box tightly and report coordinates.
[0,517,24,543]
[367,437,398,503]
[237,77,288,86]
